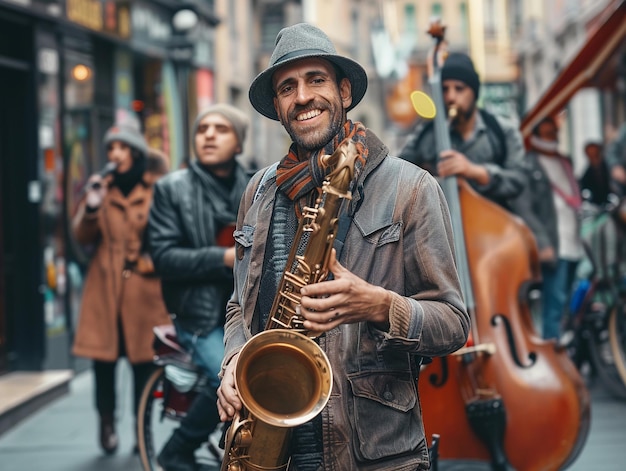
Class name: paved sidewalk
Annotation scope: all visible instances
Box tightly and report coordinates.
[0,363,145,471]
[1,360,625,470]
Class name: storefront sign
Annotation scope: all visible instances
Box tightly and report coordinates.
[66,0,102,31]
[481,82,520,120]
[131,0,172,54]
[0,0,62,16]
[65,0,130,39]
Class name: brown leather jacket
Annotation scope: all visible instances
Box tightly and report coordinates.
[223,130,469,470]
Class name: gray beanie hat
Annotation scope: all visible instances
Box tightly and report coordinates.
[103,122,148,156]
[248,23,368,120]
[193,104,249,150]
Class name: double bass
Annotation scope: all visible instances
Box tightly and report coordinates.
[415,21,590,471]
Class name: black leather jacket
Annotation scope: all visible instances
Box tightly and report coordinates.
[147,162,250,334]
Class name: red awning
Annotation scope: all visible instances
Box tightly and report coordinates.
[520,0,626,138]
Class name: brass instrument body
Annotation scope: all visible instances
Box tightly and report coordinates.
[221,140,359,471]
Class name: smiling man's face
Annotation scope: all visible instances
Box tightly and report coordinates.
[272,58,352,157]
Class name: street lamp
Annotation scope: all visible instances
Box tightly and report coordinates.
[169,4,220,164]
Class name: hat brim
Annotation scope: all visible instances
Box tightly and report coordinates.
[249,53,368,121]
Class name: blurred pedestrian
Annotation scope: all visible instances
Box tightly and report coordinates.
[72,121,171,455]
[606,122,626,193]
[509,146,559,272]
[527,116,584,340]
[399,51,526,208]
[579,141,611,206]
[148,104,251,470]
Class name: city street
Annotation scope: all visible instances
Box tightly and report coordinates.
[1,362,625,470]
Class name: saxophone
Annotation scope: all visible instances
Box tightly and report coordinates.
[221,139,359,471]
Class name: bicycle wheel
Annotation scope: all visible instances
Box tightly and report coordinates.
[609,300,626,389]
[137,367,218,471]
[137,367,177,471]
[585,290,626,400]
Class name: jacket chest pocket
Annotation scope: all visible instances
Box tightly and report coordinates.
[234,225,255,290]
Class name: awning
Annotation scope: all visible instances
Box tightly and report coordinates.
[520,0,626,138]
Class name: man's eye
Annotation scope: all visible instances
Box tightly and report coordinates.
[278,85,293,95]
[197,125,208,134]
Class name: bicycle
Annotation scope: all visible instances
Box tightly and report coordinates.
[136,324,222,471]
[608,195,626,388]
[560,197,626,400]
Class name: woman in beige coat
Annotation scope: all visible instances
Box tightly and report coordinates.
[72,123,170,455]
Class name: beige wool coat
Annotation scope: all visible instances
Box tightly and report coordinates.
[72,173,171,364]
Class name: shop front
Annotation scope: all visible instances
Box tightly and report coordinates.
[0,0,218,375]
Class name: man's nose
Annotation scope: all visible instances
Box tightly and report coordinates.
[295,83,314,104]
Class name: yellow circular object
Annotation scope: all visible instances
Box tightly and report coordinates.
[410,91,437,119]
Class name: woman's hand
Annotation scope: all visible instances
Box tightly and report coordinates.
[85,174,108,210]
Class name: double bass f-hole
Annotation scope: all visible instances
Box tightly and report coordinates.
[491,314,537,369]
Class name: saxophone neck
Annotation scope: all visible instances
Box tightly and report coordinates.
[322,139,359,192]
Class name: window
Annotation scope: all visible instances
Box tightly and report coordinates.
[431,2,442,19]
[261,5,284,52]
[404,3,418,47]
[459,2,468,41]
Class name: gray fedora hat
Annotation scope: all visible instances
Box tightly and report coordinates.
[249,23,368,121]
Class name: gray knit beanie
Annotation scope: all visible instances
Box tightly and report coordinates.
[193,104,249,151]
[103,122,148,156]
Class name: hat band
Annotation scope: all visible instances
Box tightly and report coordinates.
[275,48,333,65]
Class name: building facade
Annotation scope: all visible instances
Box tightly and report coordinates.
[0,0,218,374]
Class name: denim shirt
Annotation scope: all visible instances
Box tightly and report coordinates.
[223,130,469,470]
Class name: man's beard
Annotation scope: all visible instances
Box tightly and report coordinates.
[280,104,345,152]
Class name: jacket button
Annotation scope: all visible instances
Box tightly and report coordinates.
[383,390,393,401]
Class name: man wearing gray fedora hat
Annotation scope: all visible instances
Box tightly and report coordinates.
[217,23,468,470]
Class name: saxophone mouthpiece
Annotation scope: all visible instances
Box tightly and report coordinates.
[448,106,458,121]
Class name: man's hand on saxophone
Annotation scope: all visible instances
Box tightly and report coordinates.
[298,249,392,332]
[216,353,241,422]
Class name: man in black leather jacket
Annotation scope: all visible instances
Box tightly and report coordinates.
[147,104,251,471]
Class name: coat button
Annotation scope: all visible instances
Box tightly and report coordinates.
[383,390,393,401]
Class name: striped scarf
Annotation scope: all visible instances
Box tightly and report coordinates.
[276,120,368,216]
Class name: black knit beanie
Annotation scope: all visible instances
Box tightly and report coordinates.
[441,52,480,99]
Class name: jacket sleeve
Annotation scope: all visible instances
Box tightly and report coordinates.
[147,179,231,282]
[477,116,526,201]
[72,200,101,246]
[382,169,470,357]
[221,176,263,373]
